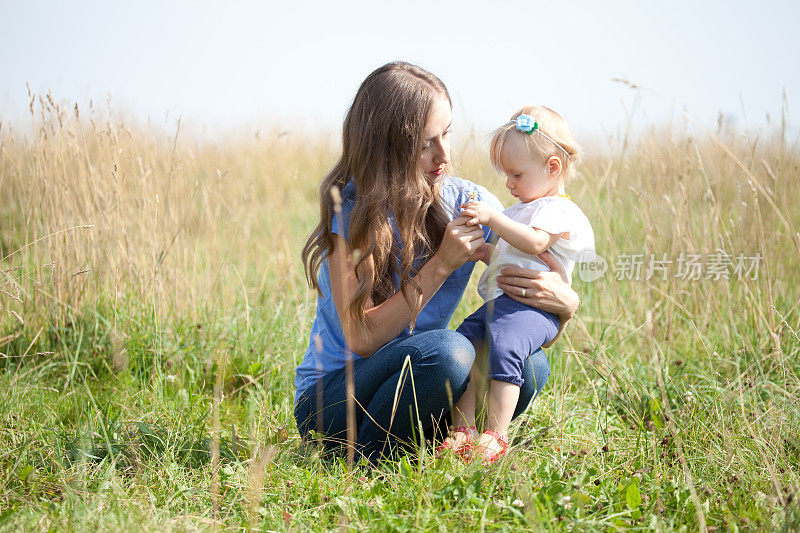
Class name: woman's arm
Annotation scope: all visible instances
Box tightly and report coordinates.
[329,216,485,358]
[495,251,579,346]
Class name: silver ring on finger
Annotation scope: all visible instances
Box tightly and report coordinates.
[521,288,526,298]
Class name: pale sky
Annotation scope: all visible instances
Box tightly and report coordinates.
[1,0,798,142]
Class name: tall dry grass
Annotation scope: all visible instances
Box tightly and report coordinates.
[1,94,334,333]
[3,92,800,400]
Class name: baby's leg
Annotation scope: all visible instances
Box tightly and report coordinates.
[474,295,559,461]
[452,357,478,429]
[439,362,478,452]
[473,380,518,461]
[485,380,520,435]
[453,307,491,433]
[446,339,484,444]
[443,310,488,453]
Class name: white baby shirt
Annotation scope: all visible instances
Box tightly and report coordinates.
[477,195,595,301]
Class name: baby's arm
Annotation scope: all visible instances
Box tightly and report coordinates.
[461,201,564,255]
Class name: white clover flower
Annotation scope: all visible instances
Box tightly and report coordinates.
[563,495,572,510]
[512,499,524,508]
[165,374,176,383]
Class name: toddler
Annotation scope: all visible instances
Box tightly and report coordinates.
[441,105,595,463]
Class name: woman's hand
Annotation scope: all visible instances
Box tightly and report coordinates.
[435,216,485,272]
[495,251,579,319]
[468,242,493,264]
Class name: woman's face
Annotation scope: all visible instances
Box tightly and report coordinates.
[419,95,452,182]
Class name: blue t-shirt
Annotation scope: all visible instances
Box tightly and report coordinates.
[294,176,502,402]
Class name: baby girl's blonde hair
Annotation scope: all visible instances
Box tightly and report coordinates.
[489,105,582,181]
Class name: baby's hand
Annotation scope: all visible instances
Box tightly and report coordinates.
[460,201,495,226]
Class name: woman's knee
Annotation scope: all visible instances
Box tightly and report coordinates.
[408,330,475,383]
[439,329,476,368]
[512,349,550,420]
[529,349,551,397]
[436,330,475,374]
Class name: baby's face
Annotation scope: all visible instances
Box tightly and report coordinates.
[498,134,560,203]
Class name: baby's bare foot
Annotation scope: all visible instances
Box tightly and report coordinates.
[437,427,477,455]
[473,431,509,464]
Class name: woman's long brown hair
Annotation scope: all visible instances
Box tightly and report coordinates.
[301,61,451,335]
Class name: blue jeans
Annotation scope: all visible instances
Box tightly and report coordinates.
[293,329,550,464]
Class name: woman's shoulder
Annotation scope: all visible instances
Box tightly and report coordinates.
[440,175,503,213]
[440,175,487,196]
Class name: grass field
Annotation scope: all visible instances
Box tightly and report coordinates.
[1,95,799,531]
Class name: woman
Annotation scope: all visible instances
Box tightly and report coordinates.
[294,62,578,463]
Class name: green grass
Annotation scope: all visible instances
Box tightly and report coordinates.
[1,99,800,530]
[2,295,798,531]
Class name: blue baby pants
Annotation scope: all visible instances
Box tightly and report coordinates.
[456,294,559,387]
